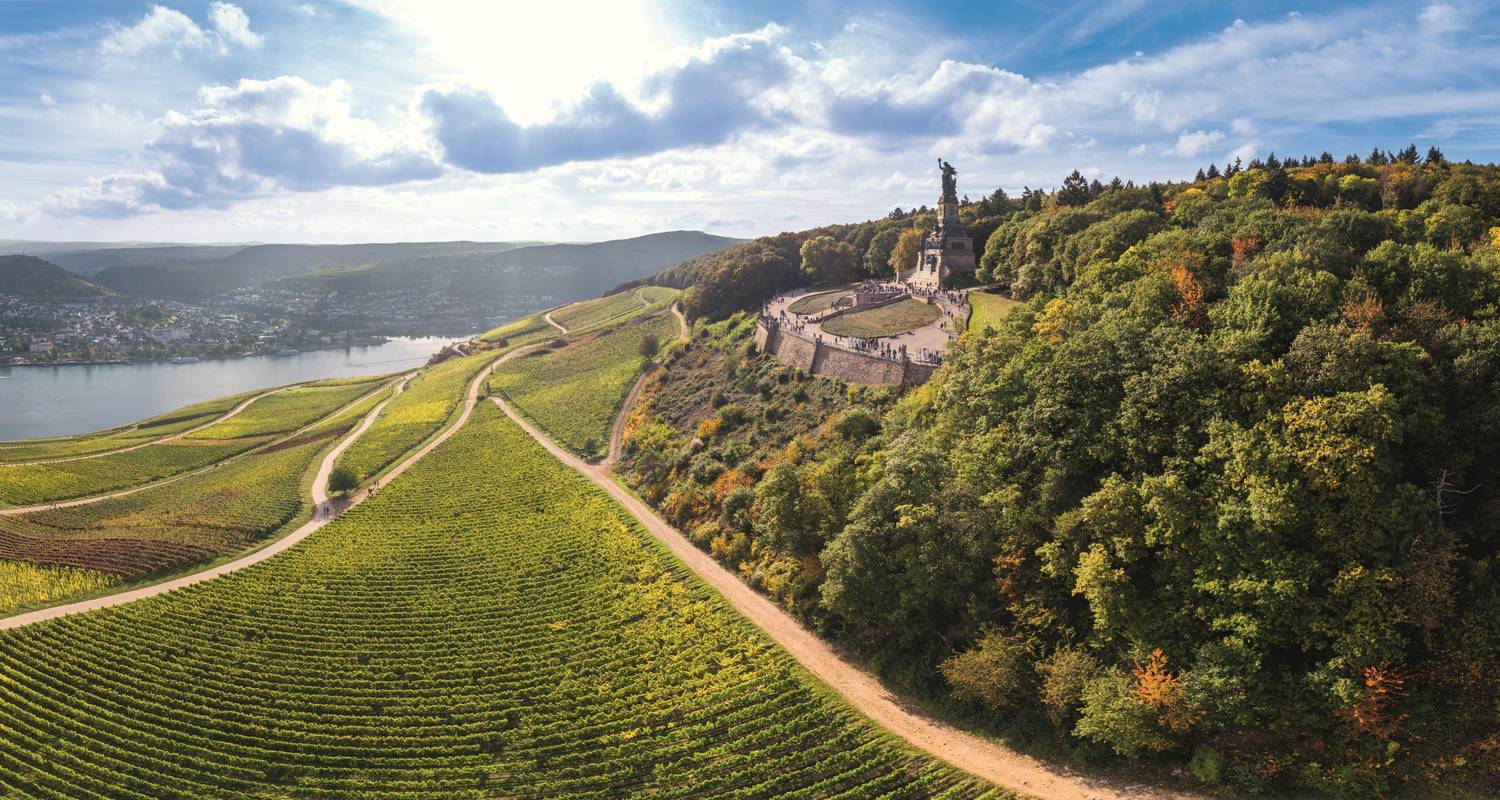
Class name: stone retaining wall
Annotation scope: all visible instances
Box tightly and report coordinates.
[754,321,937,386]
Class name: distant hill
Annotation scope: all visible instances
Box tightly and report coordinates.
[54,241,548,299]
[272,231,743,301]
[0,255,111,299]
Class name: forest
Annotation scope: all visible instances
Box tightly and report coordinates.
[630,147,1500,797]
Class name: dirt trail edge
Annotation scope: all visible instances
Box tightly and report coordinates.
[493,373,1205,800]
[544,308,569,333]
[0,349,526,630]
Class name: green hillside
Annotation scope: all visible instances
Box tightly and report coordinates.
[278,231,743,300]
[0,255,110,299]
[626,152,1500,798]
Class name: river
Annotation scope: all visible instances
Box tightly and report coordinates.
[0,337,457,440]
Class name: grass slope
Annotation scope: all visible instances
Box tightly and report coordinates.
[786,288,852,315]
[0,404,1001,799]
[965,291,1023,333]
[821,298,941,338]
[489,312,677,459]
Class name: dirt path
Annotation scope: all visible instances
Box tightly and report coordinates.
[604,303,689,467]
[544,308,569,333]
[0,377,403,517]
[2,387,287,466]
[495,370,1203,800]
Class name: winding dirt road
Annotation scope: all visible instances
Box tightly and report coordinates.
[2,387,286,466]
[544,308,569,333]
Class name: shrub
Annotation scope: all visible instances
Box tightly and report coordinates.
[939,630,1034,712]
[1073,669,1175,757]
[1037,645,1099,723]
[1188,745,1225,785]
[328,465,359,495]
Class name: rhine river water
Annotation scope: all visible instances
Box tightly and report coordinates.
[0,337,456,440]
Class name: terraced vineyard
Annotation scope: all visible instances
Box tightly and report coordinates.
[489,311,678,459]
[0,404,1001,798]
[0,378,385,508]
[0,388,268,464]
[0,438,324,585]
[475,309,555,345]
[554,287,678,332]
[332,351,501,483]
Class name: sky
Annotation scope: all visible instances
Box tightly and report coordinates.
[1,0,1498,244]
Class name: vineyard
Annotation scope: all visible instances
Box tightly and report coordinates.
[476,310,554,344]
[332,351,501,483]
[0,561,118,615]
[0,403,1002,798]
[0,388,268,464]
[0,438,326,586]
[489,311,678,459]
[0,378,385,508]
[554,288,678,332]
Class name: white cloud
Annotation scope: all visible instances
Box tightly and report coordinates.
[44,76,439,217]
[420,26,793,173]
[208,2,262,50]
[1231,117,1254,135]
[1128,143,1148,156]
[101,6,208,56]
[294,4,318,17]
[39,93,56,107]
[1420,3,1463,33]
[1167,129,1224,157]
[100,3,260,57]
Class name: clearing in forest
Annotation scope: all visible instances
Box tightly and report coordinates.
[966,291,1023,333]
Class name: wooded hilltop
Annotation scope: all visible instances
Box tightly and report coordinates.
[622,146,1500,798]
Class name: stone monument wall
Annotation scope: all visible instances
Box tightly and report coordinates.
[755,320,937,386]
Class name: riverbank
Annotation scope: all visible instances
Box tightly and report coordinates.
[2,338,404,368]
[0,336,459,440]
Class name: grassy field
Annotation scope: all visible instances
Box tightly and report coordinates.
[489,312,677,459]
[332,350,499,483]
[786,288,852,315]
[0,404,1001,798]
[821,298,941,338]
[0,379,385,508]
[966,291,1023,332]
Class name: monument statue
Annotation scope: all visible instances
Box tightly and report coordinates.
[938,159,957,199]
